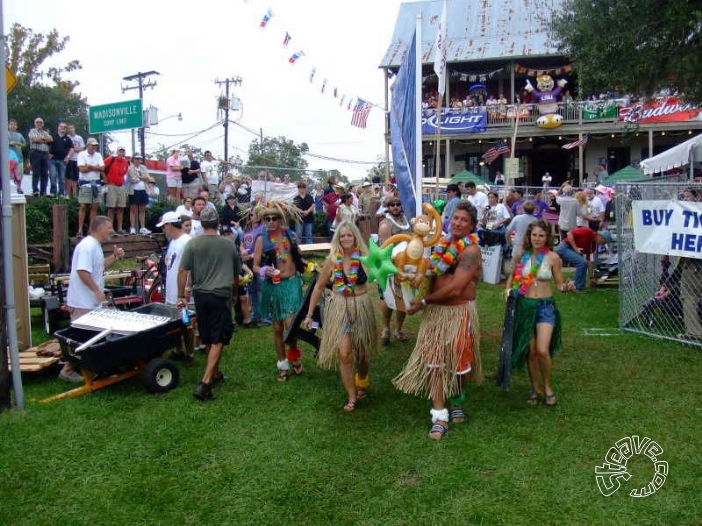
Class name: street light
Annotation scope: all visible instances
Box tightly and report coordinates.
[153,112,183,125]
[137,111,183,158]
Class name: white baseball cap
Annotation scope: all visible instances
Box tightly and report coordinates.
[156,211,181,227]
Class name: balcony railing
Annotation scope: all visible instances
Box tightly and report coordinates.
[423,99,627,130]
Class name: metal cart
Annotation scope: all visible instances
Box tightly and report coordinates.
[42,304,185,402]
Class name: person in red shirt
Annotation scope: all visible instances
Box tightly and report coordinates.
[321,184,344,235]
[556,226,607,291]
[103,146,130,233]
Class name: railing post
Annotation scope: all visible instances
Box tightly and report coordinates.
[52,204,70,273]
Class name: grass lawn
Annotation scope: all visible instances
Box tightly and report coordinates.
[2,278,700,525]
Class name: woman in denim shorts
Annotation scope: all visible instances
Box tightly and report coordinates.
[505,220,575,406]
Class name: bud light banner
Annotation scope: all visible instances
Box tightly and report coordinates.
[422,108,487,134]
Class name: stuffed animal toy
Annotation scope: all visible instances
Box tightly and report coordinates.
[525,74,567,128]
[380,203,442,288]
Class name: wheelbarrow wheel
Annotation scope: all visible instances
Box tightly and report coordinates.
[143,358,180,393]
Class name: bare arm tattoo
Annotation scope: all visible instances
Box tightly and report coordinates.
[457,249,480,273]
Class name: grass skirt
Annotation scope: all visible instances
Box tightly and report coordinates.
[511,296,562,370]
[317,292,378,370]
[393,302,479,400]
[260,274,303,321]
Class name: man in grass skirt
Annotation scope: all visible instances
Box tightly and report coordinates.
[253,206,306,382]
[393,201,483,440]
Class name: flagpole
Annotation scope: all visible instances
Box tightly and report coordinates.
[434,109,442,201]
[433,0,448,202]
[509,102,520,187]
[414,13,423,219]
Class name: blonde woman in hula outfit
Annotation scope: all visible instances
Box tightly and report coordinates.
[305,221,378,412]
[505,220,574,406]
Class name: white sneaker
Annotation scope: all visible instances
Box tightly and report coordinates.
[129,227,136,234]
[139,227,151,234]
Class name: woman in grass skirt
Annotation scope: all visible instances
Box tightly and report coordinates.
[505,220,574,406]
[305,221,378,412]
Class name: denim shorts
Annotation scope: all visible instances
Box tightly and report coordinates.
[535,300,557,326]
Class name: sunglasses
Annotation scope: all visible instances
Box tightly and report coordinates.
[264,216,280,222]
[388,203,402,207]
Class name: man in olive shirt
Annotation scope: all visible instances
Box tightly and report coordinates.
[178,207,240,401]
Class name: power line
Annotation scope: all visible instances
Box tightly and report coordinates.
[150,122,224,156]
[304,152,386,165]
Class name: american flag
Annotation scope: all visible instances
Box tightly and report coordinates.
[562,134,589,150]
[482,142,510,164]
[351,98,372,129]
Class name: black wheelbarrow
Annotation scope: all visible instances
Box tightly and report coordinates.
[42,303,185,402]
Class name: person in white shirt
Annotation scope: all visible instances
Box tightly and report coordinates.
[190,196,206,237]
[585,188,605,230]
[158,211,194,362]
[541,171,553,188]
[76,137,105,238]
[464,181,489,223]
[175,197,194,218]
[200,150,220,203]
[60,216,125,382]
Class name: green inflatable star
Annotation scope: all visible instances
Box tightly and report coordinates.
[359,237,397,291]
[433,199,446,215]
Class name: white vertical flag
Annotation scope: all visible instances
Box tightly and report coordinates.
[433,0,448,96]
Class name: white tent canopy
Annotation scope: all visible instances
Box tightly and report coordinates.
[640,134,702,175]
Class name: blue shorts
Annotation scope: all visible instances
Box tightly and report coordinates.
[535,300,557,326]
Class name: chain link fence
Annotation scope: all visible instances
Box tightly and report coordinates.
[615,178,702,346]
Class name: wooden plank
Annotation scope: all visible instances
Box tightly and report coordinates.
[8,355,61,372]
[299,243,331,253]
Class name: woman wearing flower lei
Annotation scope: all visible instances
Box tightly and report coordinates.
[305,221,378,412]
[504,219,574,406]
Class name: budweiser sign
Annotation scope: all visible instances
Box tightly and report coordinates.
[619,97,702,124]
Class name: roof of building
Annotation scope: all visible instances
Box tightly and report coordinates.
[379,0,566,69]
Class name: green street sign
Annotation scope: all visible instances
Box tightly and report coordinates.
[89,99,143,134]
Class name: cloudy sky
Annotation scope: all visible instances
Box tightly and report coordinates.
[4,0,415,180]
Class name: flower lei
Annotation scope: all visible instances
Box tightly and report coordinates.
[333,252,361,296]
[430,234,479,275]
[267,230,290,264]
[511,247,549,295]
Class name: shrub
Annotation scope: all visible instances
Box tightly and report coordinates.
[24,198,80,244]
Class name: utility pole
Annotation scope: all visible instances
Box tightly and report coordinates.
[122,71,159,158]
[214,76,243,162]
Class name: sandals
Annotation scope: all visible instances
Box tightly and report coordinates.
[292,361,305,376]
[356,389,367,400]
[428,422,448,441]
[343,400,356,413]
[545,393,558,407]
[450,407,465,424]
[527,389,540,406]
[277,370,289,382]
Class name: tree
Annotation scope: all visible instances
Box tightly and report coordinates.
[4,23,88,136]
[367,160,392,182]
[246,135,309,169]
[551,0,702,101]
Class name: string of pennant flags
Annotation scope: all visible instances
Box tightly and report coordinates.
[245,2,380,129]
[513,63,575,77]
